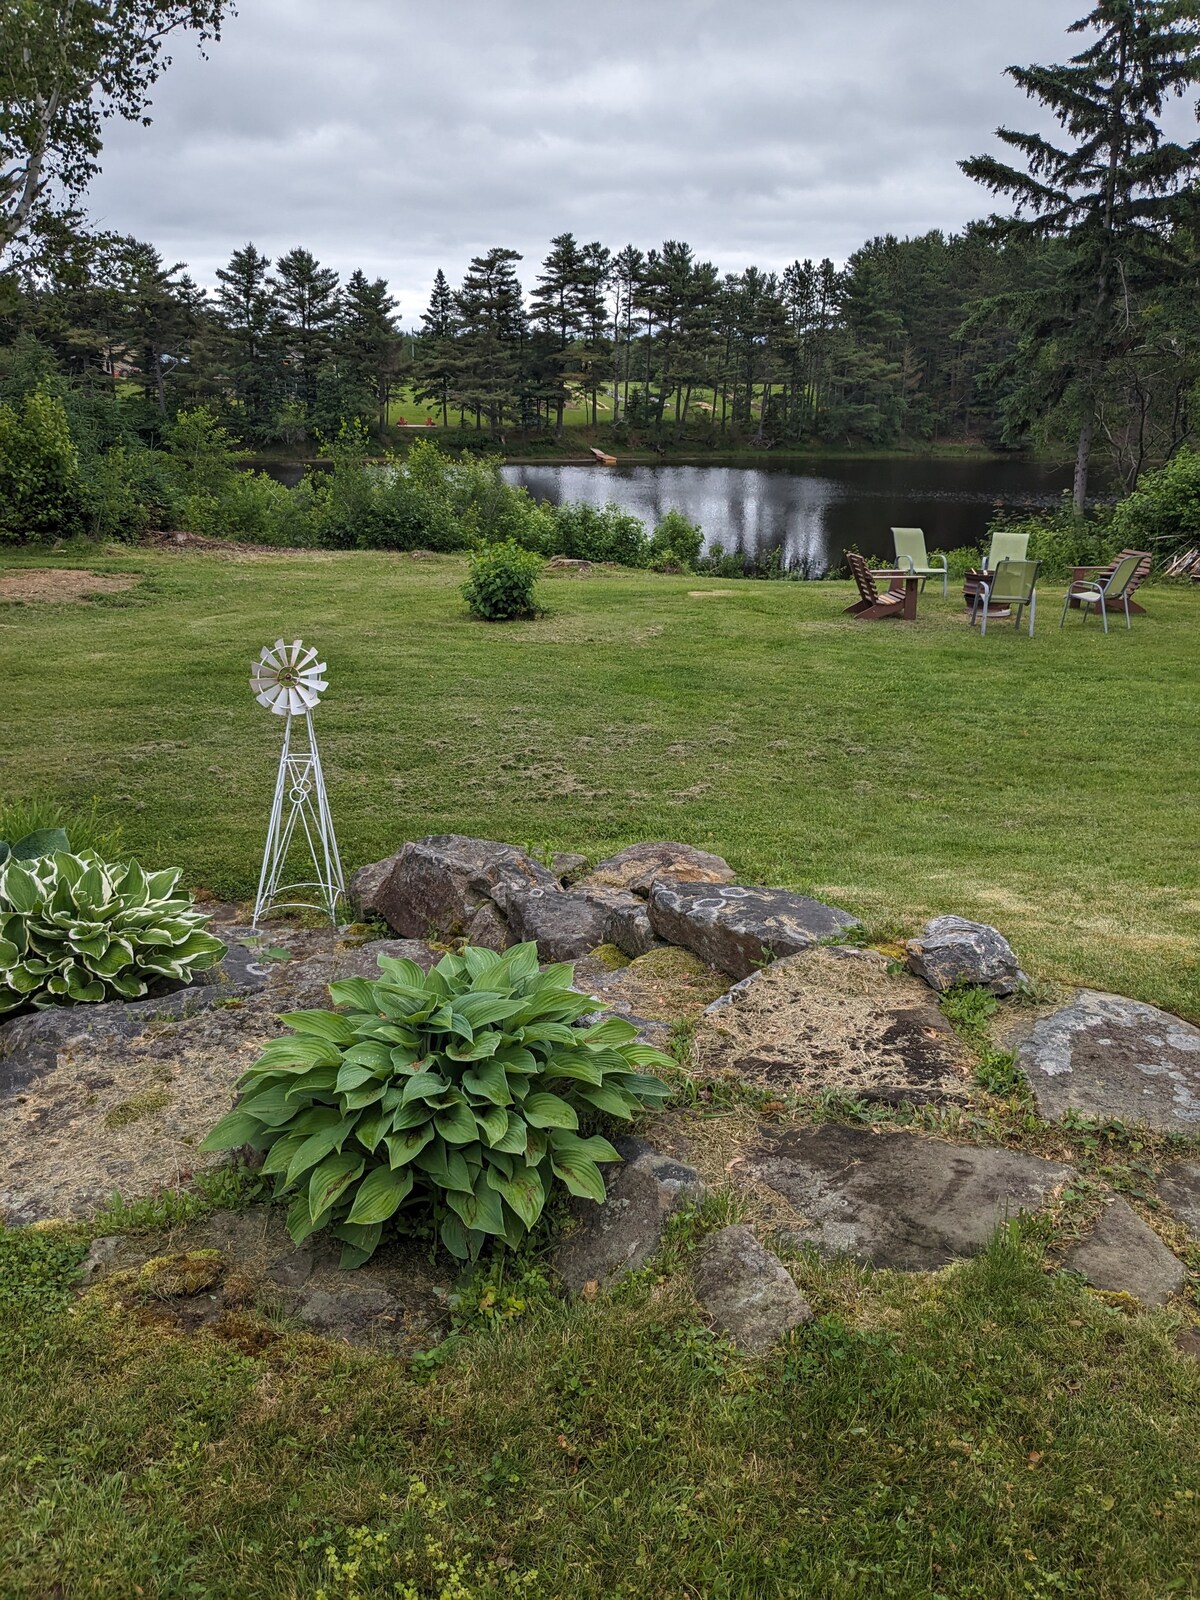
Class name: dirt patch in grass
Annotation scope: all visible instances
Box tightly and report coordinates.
[0,569,138,602]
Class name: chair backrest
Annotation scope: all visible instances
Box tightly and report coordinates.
[986,528,1030,570]
[891,527,928,572]
[845,550,878,603]
[986,557,1041,605]
[1101,550,1147,598]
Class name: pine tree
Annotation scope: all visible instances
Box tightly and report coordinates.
[213,243,280,441]
[412,268,457,427]
[453,248,526,434]
[340,269,399,435]
[962,0,1200,507]
[529,233,585,435]
[273,247,341,430]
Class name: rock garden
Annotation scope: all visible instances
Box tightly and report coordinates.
[3,832,1197,1355]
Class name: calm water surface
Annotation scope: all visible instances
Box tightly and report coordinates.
[501,458,1078,573]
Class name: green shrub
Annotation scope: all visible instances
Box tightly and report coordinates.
[985,503,1116,580]
[1108,447,1200,561]
[649,508,704,570]
[181,469,294,544]
[463,538,544,620]
[0,851,226,1015]
[84,442,177,540]
[202,942,672,1266]
[0,384,87,542]
[164,408,244,501]
[552,501,649,565]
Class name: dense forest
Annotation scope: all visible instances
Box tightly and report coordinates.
[1,214,1198,491]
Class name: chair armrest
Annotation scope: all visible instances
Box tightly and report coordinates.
[931,553,948,571]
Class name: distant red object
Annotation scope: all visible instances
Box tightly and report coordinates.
[426,417,435,426]
[396,416,407,427]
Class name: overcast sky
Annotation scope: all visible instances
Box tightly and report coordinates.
[86,0,1100,321]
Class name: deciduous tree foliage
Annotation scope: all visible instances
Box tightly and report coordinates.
[0,0,230,256]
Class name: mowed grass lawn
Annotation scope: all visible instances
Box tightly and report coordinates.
[1,547,1200,1599]
[1,545,1196,1017]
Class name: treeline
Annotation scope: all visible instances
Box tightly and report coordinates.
[3,216,1199,482]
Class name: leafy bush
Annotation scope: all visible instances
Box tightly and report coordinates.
[984,503,1117,580]
[1108,448,1200,561]
[84,442,177,540]
[164,408,244,500]
[552,501,650,565]
[202,943,672,1266]
[0,384,87,542]
[648,508,704,571]
[0,852,226,1015]
[463,538,544,620]
[180,469,295,544]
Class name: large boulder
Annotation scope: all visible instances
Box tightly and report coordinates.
[696,947,971,1107]
[692,1225,813,1352]
[576,841,735,898]
[364,836,559,948]
[554,1138,704,1291]
[745,1125,1072,1271]
[1060,1198,1186,1306]
[648,881,861,981]
[1158,1162,1200,1238]
[907,916,1027,996]
[1015,990,1200,1133]
[505,888,609,962]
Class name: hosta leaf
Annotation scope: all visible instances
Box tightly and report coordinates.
[621,1044,676,1068]
[346,1163,414,1225]
[341,1040,393,1072]
[308,1151,364,1220]
[414,1140,475,1192]
[285,1117,357,1186]
[402,1071,450,1104]
[285,1067,337,1099]
[200,1109,265,1150]
[237,1081,303,1127]
[439,1211,470,1260]
[0,864,41,914]
[461,946,503,981]
[256,1036,343,1070]
[390,1100,433,1131]
[354,1108,392,1152]
[456,993,525,1029]
[260,1131,309,1175]
[582,1016,641,1046]
[385,1123,434,1167]
[341,1080,387,1111]
[484,1161,545,1229]
[328,977,378,1012]
[474,1104,511,1147]
[445,1032,502,1062]
[446,1177,507,1236]
[375,954,428,988]
[542,1052,603,1087]
[523,1092,579,1130]
[502,941,540,982]
[610,1071,671,1101]
[547,1130,621,1164]
[525,1127,548,1165]
[550,1151,607,1204]
[334,1222,384,1268]
[488,1110,529,1156]
[335,1062,376,1093]
[87,939,135,977]
[435,1099,480,1145]
[576,1083,635,1119]
[483,1147,514,1179]
[107,971,146,999]
[0,936,19,966]
[287,1193,325,1246]
[461,1059,512,1106]
[278,1009,358,1043]
[517,1022,580,1047]
[10,828,70,861]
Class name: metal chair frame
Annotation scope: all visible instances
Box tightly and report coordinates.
[1059,551,1146,635]
[970,558,1042,637]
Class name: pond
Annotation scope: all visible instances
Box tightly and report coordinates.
[500,457,1079,574]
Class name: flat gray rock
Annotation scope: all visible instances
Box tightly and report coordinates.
[1060,1198,1186,1306]
[696,947,970,1107]
[555,1138,704,1291]
[693,1225,812,1352]
[907,916,1027,996]
[1016,990,1200,1132]
[1157,1163,1200,1238]
[576,841,734,898]
[648,881,861,981]
[748,1125,1071,1270]
[551,851,589,886]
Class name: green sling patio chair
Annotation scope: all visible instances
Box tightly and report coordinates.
[1059,550,1148,634]
[891,527,948,597]
[970,557,1042,637]
[983,528,1030,571]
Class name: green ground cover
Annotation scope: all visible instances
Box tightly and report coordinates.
[1,546,1199,1596]
[1,547,1196,1018]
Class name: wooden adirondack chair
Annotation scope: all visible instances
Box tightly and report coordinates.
[1069,549,1153,614]
[844,551,908,620]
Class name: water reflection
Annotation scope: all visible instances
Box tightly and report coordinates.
[501,458,1078,574]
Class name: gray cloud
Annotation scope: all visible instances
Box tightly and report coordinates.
[86,0,1093,319]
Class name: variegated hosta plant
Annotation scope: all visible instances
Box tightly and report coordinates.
[202,942,672,1267]
[0,851,227,1016]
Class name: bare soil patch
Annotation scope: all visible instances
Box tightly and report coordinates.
[0,568,138,603]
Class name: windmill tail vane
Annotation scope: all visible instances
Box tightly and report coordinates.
[250,638,345,926]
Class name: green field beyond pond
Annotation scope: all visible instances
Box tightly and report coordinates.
[1,547,1196,1018]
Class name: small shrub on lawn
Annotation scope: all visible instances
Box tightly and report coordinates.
[649,508,704,570]
[202,941,672,1266]
[1108,446,1200,562]
[0,852,226,1015]
[0,384,88,542]
[552,500,649,565]
[463,539,544,620]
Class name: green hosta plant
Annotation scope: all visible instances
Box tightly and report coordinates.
[0,851,227,1016]
[202,942,672,1266]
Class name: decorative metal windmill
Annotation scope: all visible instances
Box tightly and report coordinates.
[250,638,346,926]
